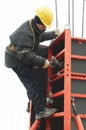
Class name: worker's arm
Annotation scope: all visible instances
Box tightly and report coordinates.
[19,49,59,69]
[16,44,51,69]
[17,47,46,67]
[40,28,60,42]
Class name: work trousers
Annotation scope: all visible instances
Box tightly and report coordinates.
[12,65,47,114]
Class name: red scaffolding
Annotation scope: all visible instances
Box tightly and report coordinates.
[29,29,86,130]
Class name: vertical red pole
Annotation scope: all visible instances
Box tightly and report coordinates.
[47,47,53,96]
[45,47,53,130]
[64,29,71,130]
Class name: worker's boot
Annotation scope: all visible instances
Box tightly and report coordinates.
[35,107,57,119]
[26,98,53,113]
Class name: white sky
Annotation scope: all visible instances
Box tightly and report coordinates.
[0,0,86,130]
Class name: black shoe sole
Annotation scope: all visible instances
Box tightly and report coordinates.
[36,108,57,119]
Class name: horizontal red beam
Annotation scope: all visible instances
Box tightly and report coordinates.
[72,37,86,42]
[51,112,64,118]
[71,72,86,76]
[71,55,86,60]
[71,114,86,118]
[49,69,64,79]
[71,72,86,80]
[49,73,64,83]
[71,76,86,80]
[52,90,64,98]
[55,49,65,59]
[71,93,86,98]
[49,113,86,119]
[47,112,86,119]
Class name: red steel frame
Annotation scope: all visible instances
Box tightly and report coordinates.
[64,30,71,130]
[46,30,71,130]
[29,29,86,130]
[46,29,86,129]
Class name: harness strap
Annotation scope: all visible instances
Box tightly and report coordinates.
[29,19,36,51]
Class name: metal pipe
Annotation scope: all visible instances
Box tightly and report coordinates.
[68,0,70,26]
[72,0,74,37]
[55,0,58,28]
[82,0,85,38]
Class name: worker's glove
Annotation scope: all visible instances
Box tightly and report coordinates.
[54,28,60,36]
[49,56,59,68]
[43,59,50,69]
[43,56,63,69]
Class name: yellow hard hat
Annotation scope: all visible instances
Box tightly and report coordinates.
[36,7,53,27]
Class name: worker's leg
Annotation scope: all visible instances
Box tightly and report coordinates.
[12,66,57,119]
[12,66,46,114]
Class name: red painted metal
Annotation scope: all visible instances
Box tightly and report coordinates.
[64,30,71,130]
[46,29,86,129]
[71,114,86,118]
[52,90,64,98]
[72,37,86,42]
[71,55,86,60]
[47,47,53,97]
[71,72,86,80]
[46,118,51,130]
[71,93,86,98]
[29,29,86,130]
[29,119,41,130]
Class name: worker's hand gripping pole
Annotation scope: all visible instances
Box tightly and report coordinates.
[49,56,63,69]
[49,56,59,68]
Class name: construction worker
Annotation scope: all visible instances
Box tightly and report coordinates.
[5,6,60,119]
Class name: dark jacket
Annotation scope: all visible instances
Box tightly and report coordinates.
[5,19,57,68]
